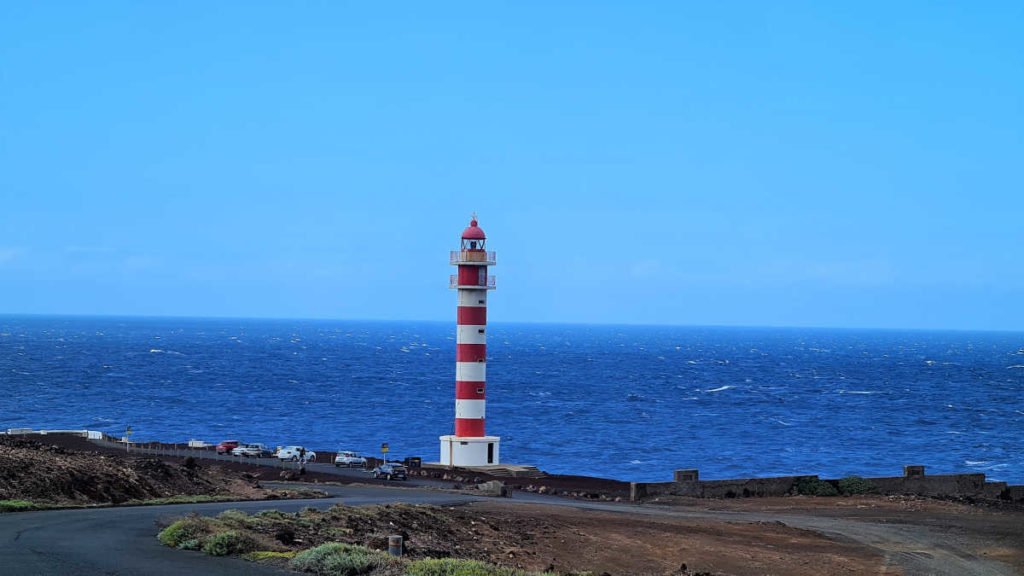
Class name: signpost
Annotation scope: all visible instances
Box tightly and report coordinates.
[125,426,133,453]
[381,442,389,465]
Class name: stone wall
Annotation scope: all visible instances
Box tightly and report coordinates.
[629,468,1024,503]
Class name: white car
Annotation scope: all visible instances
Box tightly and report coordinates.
[232,443,271,458]
[334,451,367,468]
[277,446,316,462]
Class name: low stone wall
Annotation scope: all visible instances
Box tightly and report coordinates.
[630,468,1024,503]
[635,475,817,500]
[866,474,989,498]
[1006,486,1024,502]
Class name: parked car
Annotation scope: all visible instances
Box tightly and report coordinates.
[334,451,367,468]
[372,463,407,481]
[215,440,240,455]
[232,443,272,458]
[277,446,316,462]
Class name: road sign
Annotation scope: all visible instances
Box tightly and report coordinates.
[381,443,389,453]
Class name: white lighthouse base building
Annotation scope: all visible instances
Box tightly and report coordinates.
[439,435,501,467]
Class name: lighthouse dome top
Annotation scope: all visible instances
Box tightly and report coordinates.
[461,217,486,240]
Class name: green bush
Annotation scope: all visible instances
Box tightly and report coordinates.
[290,542,397,576]
[837,476,877,495]
[201,530,260,557]
[158,517,217,548]
[0,500,36,512]
[216,509,252,527]
[795,478,839,497]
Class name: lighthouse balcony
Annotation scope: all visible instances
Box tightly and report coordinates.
[450,250,496,265]
[449,274,496,289]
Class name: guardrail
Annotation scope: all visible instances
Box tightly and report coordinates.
[87,438,328,471]
[450,250,496,265]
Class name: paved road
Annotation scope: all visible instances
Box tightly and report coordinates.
[0,484,478,576]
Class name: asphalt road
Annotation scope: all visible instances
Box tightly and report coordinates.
[0,483,478,576]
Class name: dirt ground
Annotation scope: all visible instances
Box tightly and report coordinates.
[646,494,1024,574]
[448,501,885,575]
[249,496,1023,575]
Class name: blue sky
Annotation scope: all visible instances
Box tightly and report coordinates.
[1,2,1021,330]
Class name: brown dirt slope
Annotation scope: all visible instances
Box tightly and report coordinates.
[0,435,250,504]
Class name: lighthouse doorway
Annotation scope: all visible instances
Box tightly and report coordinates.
[487,442,495,464]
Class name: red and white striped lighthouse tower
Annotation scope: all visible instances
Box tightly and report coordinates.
[440,214,500,467]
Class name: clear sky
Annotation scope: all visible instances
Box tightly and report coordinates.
[1,2,1021,331]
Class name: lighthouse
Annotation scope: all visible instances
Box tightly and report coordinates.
[440,215,500,467]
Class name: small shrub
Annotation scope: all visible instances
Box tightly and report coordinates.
[216,509,251,527]
[837,476,877,495]
[0,500,36,512]
[158,516,217,548]
[290,542,398,576]
[257,509,290,519]
[795,478,839,497]
[201,530,259,557]
[177,538,202,551]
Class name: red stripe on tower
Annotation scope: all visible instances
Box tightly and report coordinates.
[455,381,486,399]
[455,419,485,437]
[457,306,487,325]
[456,343,486,362]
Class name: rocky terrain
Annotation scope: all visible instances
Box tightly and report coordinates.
[157,501,885,575]
[0,435,309,506]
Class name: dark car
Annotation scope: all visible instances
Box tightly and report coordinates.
[373,463,408,481]
[215,440,240,454]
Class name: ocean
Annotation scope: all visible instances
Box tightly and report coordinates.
[2,316,1022,483]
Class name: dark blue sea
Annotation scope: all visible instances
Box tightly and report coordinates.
[2,316,1022,483]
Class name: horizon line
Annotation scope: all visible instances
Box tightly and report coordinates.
[0,311,1020,335]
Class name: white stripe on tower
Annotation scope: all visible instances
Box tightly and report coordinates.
[456,325,487,345]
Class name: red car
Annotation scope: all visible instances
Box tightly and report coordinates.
[215,440,240,454]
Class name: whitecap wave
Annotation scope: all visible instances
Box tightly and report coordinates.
[705,385,733,393]
[839,390,875,395]
[1006,365,1024,369]
[149,348,184,356]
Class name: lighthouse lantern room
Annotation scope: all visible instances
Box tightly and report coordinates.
[440,215,500,467]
